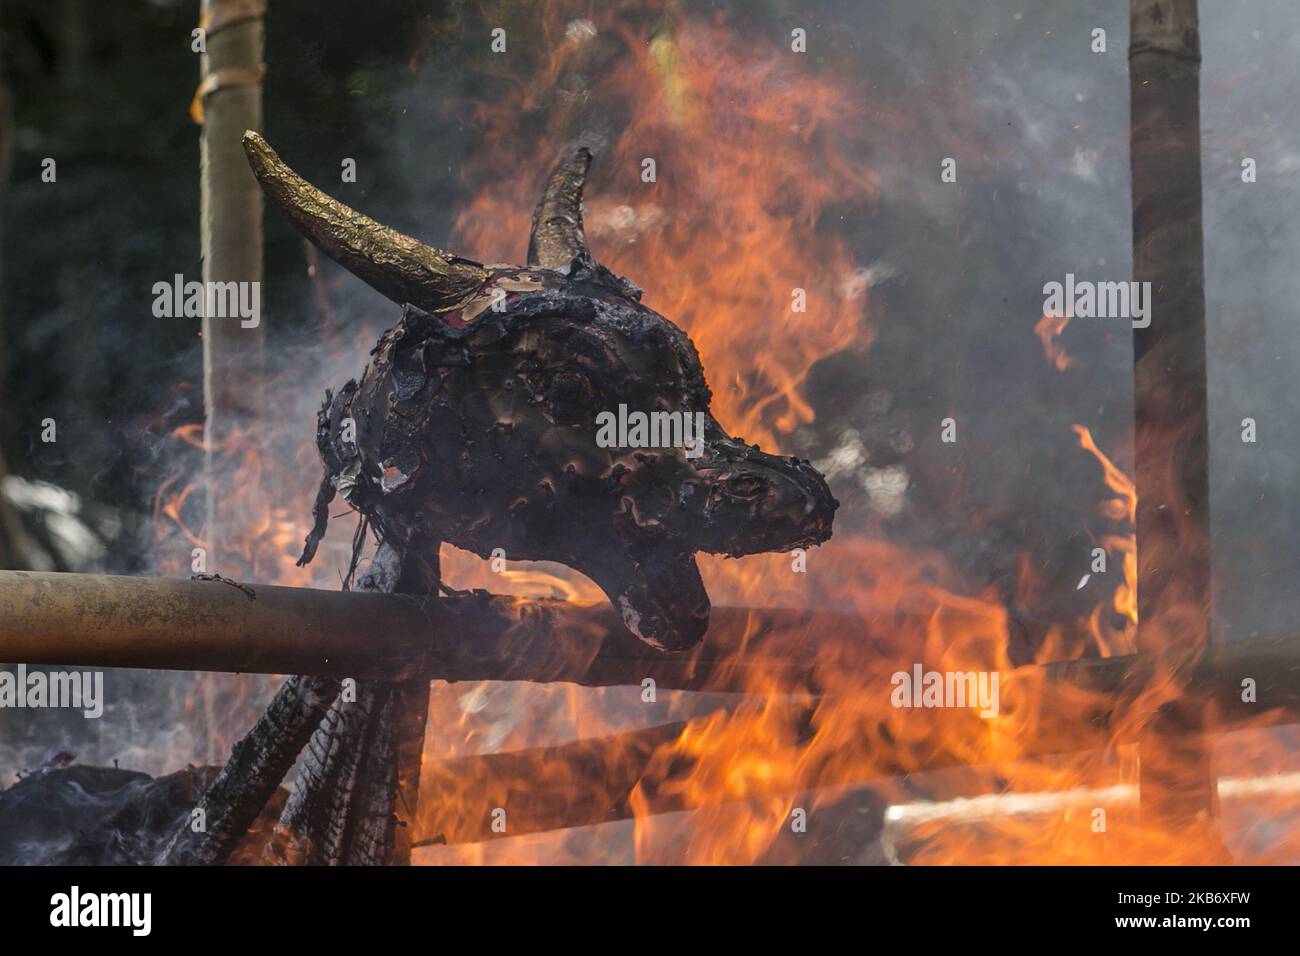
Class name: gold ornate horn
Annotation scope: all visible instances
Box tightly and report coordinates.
[242,131,488,312]
[528,146,593,269]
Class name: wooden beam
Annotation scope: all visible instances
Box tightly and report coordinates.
[0,570,879,693]
[1129,0,1221,838]
[3,571,1299,711]
[390,679,432,864]
[416,722,690,846]
[197,0,266,563]
[882,773,1300,865]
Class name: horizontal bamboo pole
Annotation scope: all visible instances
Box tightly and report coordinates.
[0,570,873,692]
[3,572,1298,711]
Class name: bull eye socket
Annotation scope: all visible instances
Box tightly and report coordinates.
[721,473,768,500]
[545,369,600,424]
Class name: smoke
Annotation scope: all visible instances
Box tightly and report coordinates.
[5,0,1300,857]
[1199,1,1300,640]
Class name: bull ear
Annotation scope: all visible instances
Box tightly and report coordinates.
[243,131,488,313]
[528,146,593,269]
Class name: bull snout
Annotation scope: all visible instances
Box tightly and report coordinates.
[687,434,838,557]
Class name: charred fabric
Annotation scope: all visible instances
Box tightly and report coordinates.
[25,133,835,866]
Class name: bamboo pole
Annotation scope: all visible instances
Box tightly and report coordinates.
[0,570,879,691]
[0,23,34,572]
[1,571,1298,711]
[197,0,266,564]
[381,540,441,867]
[1128,0,1220,837]
[0,59,28,571]
[881,773,1300,865]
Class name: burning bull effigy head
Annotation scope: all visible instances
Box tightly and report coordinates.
[243,132,837,650]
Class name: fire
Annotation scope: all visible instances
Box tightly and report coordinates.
[148,2,1298,865]
[450,13,876,450]
[1073,424,1138,642]
[1034,312,1074,371]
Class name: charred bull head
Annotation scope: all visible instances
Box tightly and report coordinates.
[244,132,837,650]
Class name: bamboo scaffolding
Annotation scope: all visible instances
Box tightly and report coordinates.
[3,570,1297,846]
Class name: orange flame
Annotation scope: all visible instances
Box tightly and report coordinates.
[148,2,1297,865]
[1035,312,1074,371]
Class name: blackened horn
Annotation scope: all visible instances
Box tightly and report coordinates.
[528,146,594,269]
[242,131,489,313]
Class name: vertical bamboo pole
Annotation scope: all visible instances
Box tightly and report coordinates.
[198,0,265,564]
[0,34,25,570]
[390,679,431,865]
[1128,0,1222,848]
[387,539,440,865]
